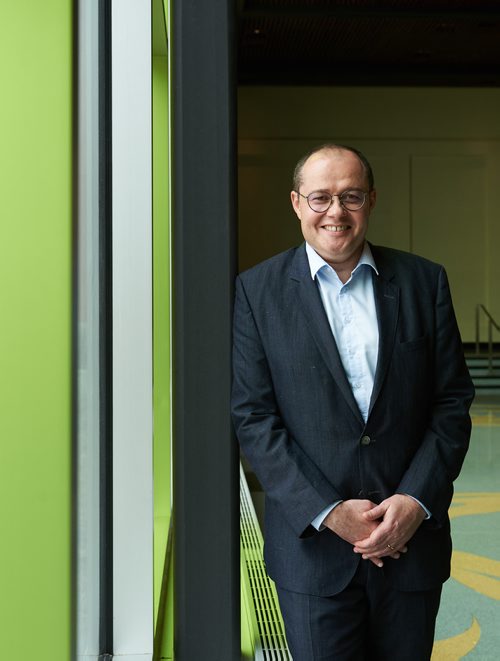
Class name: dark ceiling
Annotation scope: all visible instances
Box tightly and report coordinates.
[237,0,500,85]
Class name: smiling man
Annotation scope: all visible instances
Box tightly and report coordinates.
[231,144,474,660]
[291,147,376,283]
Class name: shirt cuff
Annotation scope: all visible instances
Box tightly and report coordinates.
[406,494,431,519]
[311,500,343,531]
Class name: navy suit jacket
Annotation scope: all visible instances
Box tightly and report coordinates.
[231,243,474,596]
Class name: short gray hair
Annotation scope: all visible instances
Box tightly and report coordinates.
[292,143,374,192]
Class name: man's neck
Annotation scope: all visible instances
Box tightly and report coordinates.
[326,246,365,284]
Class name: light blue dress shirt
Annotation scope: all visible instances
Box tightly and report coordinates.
[305,243,430,530]
[306,242,379,423]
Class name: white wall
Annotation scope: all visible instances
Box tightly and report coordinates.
[112,0,153,657]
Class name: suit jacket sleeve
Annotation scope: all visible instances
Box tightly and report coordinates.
[231,275,342,538]
[396,265,474,524]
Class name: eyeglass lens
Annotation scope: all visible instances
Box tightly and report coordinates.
[307,190,366,212]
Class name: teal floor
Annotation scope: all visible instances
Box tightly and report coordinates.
[432,397,500,660]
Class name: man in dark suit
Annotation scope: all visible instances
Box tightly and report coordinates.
[231,144,474,660]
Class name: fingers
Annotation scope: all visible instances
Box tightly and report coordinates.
[323,499,379,544]
[355,542,408,559]
[363,502,387,521]
[366,549,404,568]
[350,494,421,565]
[353,539,408,556]
[330,494,420,564]
[390,544,408,553]
[353,522,392,553]
[369,556,384,568]
[353,525,409,556]
[358,546,408,569]
[385,542,408,556]
[354,494,424,556]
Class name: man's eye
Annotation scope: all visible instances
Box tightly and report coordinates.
[343,191,363,203]
[310,194,330,203]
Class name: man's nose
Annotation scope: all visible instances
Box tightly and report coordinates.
[326,196,346,216]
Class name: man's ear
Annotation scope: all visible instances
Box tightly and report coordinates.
[369,188,377,212]
[291,190,301,220]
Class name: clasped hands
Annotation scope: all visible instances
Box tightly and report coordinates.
[323,494,426,568]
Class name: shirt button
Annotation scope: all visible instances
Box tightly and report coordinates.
[360,435,371,446]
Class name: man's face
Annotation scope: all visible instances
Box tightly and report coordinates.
[291,149,376,273]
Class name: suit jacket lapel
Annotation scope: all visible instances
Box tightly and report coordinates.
[290,246,364,424]
[368,258,399,417]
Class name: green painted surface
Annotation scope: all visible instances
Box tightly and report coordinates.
[241,546,257,660]
[0,2,72,659]
[153,50,171,627]
[153,1,173,653]
[157,549,174,659]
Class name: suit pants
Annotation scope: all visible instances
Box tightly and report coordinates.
[276,559,442,661]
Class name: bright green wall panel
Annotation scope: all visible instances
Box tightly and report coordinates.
[153,53,171,627]
[0,2,72,659]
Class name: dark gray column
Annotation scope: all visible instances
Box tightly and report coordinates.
[172,0,239,659]
[97,1,113,654]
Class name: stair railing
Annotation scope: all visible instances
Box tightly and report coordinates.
[475,304,500,375]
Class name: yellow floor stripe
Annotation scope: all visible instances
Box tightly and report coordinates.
[450,493,500,518]
[452,551,500,600]
[436,491,499,657]
[471,402,500,427]
[432,617,481,660]
[471,414,500,427]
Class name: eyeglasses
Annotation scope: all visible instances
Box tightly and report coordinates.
[296,189,368,213]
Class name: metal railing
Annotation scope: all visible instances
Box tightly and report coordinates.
[240,464,292,661]
[475,304,500,375]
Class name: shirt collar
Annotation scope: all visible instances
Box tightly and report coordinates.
[305,241,379,280]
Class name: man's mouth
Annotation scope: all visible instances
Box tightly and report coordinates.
[322,225,349,232]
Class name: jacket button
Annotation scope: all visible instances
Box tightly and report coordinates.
[360,435,371,446]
